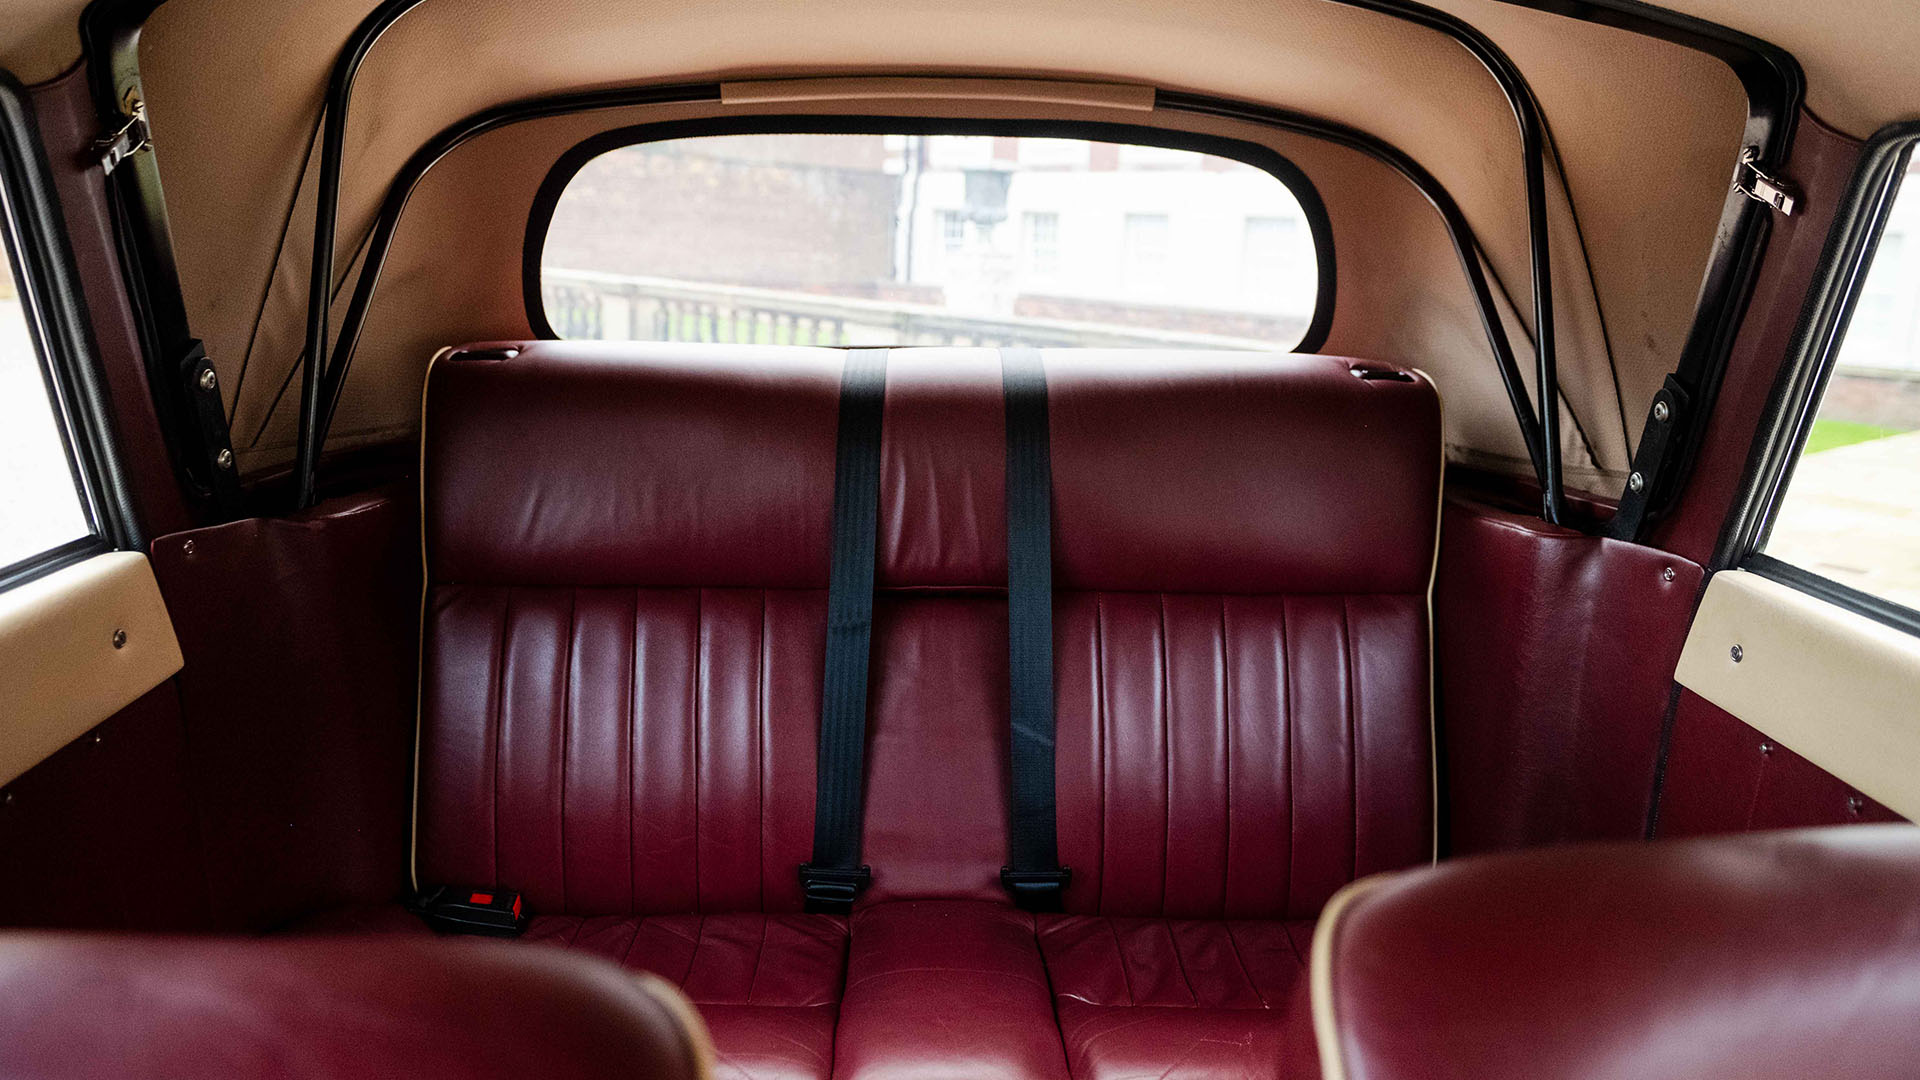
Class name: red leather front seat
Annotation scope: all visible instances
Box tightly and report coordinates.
[1312,826,1920,1080]
[0,935,713,1079]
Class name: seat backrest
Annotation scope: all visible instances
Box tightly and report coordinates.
[1313,826,1920,1080]
[416,343,1440,919]
[1041,352,1440,918]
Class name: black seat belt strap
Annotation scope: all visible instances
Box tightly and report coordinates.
[1000,347,1071,911]
[800,349,888,913]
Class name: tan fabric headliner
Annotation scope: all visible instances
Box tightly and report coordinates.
[12,1,1920,136]
[307,94,1588,487]
[129,0,1761,491]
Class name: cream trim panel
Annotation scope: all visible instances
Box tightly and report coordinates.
[719,77,1155,111]
[1675,569,1920,821]
[0,553,183,787]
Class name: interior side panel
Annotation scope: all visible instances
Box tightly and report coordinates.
[145,487,420,931]
[1655,690,1905,837]
[0,683,208,931]
[1435,496,1703,854]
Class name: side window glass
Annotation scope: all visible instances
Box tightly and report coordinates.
[0,202,93,576]
[1762,154,1920,613]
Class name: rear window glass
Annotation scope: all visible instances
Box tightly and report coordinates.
[538,133,1321,350]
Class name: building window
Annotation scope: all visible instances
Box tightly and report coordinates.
[939,210,967,254]
[1024,212,1059,276]
[1122,213,1170,290]
[1241,216,1302,307]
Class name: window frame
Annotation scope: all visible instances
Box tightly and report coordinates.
[0,71,137,592]
[521,115,1338,354]
[1723,120,1920,638]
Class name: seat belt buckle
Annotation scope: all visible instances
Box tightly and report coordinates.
[1001,866,1072,912]
[798,863,871,913]
[409,884,528,937]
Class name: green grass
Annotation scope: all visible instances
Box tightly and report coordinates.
[1805,417,1900,455]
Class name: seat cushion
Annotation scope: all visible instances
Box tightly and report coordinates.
[834,901,1069,1079]
[1036,915,1320,1080]
[294,906,847,1080]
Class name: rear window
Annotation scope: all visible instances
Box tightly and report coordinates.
[536,132,1323,351]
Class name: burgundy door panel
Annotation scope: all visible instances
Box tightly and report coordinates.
[1654,689,1904,837]
[0,684,208,931]
[1436,496,1703,854]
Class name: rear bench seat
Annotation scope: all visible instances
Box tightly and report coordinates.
[310,342,1441,1080]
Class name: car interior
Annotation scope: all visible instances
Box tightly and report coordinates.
[1,1,1918,1077]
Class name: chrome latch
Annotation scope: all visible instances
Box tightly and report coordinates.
[1736,147,1797,216]
[95,97,151,176]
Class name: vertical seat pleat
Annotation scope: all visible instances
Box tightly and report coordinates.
[1349,595,1433,875]
[759,591,826,913]
[1223,597,1290,919]
[1162,596,1229,919]
[1096,595,1168,915]
[696,590,766,912]
[493,589,569,912]
[564,589,636,914]
[1053,597,1105,914]
[418,586,507,890]
[1284,596,1356,916]
[631,590,699,913]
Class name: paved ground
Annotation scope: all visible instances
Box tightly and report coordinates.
[1767,429,1920,611]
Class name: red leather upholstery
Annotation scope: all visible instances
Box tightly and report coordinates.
[835,901,1070,1080]
[1038,915,1322,1079]
[1315,826,1920,1080]
[0,935,712,1079]
[1055,593,1432,919]
[412,342,1442,1079]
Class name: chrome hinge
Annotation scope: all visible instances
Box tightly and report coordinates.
[95,97,151,175]
[1736,147,1797,216]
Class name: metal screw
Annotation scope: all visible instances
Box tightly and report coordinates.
[1759,741,1774,755]
[181,539,196,558]
[197,368,217,392]
[1628,471,1646,493]
[2,792,11,807]
[1661,566,1676,582]
[1730,643,1744,663]
[111,628,127,649]
[1652,400,1671,423]
[92,732,103,745]
[215,449,234,470]
[1847,794,1865,815]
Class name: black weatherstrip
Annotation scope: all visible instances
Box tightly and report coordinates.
[800,348,888,912]
[1000,347,1071,911]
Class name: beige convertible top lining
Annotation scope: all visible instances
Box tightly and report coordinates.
[4,0,1912,489]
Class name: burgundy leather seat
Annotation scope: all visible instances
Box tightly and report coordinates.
[0,935,713,1079]
[1312,826,1920,1080]
[331,342,1441,1079]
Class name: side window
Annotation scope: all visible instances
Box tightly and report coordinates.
[0,142,104,584]
[536,131,1325,351]
[1757,144,1920,615]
